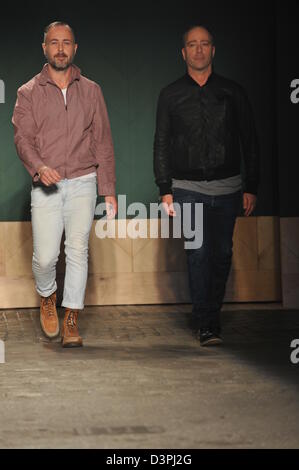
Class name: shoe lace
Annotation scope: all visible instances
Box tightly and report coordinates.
[66,310,77,329]
[43,296,55,317]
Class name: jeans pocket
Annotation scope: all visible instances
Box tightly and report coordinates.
[31,185,59,208]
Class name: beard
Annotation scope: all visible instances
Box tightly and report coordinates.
[45,51,75,71]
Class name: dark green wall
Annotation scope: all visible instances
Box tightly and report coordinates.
[0,0,277,220]
[276,0,299,217]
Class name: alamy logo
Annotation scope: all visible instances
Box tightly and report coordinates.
[290,79,299,104]
[0,79,5,104]
[95,195,204,250]
[0,340,5,364]
[290,339,299,364]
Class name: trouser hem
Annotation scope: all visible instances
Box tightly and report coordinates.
[36,287,57,299]
[61,302,84,311]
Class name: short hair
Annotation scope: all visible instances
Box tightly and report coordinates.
[182,25,215,47]
[43,21,76,43]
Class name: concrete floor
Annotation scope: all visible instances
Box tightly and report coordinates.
[0,303,299,449]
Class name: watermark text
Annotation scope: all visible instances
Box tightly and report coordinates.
[0,79,5,104]
[0,340,5,364]
[290,79,299,104]
[95,195,203,249]
[290,339,299,364]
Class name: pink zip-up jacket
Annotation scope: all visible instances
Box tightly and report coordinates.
[12,63,116,196]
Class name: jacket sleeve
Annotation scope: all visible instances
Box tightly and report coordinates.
[91,85,116,196]
[11,88,45,179]
[234,85,260,195]
[153,89,173,196]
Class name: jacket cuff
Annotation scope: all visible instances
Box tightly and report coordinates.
[159,183,172,196]
[97,181,116,196]
[25,158,46,180]
[242,180,259,196]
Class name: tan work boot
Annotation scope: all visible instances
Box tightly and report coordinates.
[61,309,83,348]
[40,291,59,339]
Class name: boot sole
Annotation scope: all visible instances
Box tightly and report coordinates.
[40,317,60,339]
[200,337,223,347]
[62,341,83,348]
[61,333,83,348]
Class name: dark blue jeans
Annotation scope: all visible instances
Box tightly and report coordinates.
[173,188,242,332]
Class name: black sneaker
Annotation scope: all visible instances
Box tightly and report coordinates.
[197,328,223,346]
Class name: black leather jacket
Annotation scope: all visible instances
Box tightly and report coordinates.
[154,72,259,195]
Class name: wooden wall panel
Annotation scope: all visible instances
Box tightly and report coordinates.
[280,218,299,308]
[0,217,281,308]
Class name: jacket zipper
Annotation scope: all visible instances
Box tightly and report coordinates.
[56,84,69,178]
[64,86,69,178]
[50,81,73,179]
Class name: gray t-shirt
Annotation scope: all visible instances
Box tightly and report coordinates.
[172,174,242,196]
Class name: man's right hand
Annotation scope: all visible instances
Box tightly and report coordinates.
[38,166,62,186]
[161,194,176,217]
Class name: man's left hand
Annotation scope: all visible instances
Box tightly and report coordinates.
[105,196,118,219]
[243,193,257,217]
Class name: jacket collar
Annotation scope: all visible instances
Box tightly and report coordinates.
[185,70,216,87]
[38,63,81,86]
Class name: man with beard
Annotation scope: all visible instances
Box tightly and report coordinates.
[12,22,117,347]
[154,25,259,346]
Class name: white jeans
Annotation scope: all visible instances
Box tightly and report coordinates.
[31,175,97,310]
